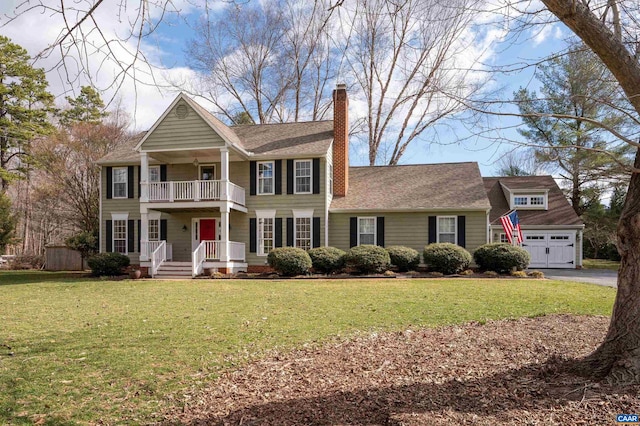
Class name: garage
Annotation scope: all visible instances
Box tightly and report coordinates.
[521,231,576,269]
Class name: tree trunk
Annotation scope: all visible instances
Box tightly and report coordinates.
[576,148,640,383]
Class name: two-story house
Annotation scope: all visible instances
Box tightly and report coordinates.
[97,85,583,278]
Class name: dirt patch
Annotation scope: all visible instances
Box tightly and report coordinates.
[161,315,640,425]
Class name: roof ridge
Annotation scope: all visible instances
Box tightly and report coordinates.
[231,119,333,128]
[350,162,479,169]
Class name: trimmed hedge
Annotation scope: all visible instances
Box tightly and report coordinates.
[88,252,130,276]
[308,246,346,274]
[267,247,312,276]
[386,245,420,272]
[423,243,472,275]
[473,243,530,273]
[345,245,391,274]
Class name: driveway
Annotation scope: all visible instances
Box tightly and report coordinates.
[537,269,618,288]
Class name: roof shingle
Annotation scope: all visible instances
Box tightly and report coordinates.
[330,163,491,211]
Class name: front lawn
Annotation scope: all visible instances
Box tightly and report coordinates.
[0,273,615,424]
[583,258,620,270]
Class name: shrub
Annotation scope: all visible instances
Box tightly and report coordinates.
[308,246,346,274]
[267,247,312,276]
[386,246,420,272]
[484,271,499,277]
[473,243,530,273]
[9,255,44,270]
[87,252,130,276]
[345,245,391,274]
[528,270,545,279]
[460,269,474,276]
[423,243,472,275]
[511,270,528,278]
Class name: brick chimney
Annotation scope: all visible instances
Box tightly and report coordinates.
[333,83,349,197]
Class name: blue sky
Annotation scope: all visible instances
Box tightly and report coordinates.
[0,0,569,176]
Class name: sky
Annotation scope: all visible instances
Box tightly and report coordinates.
[0,0,569,176]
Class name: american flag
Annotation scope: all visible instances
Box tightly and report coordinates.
[499,210,523,244]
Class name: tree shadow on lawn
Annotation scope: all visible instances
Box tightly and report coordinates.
[0,271,90,286]
[178,357,640,425]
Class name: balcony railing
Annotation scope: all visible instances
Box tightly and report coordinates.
[143,180,245,205]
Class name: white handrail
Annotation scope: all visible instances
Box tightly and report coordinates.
[192,241,206,277]
[229,182,245,205]
[145,180,244,205]
[150,241,166,278]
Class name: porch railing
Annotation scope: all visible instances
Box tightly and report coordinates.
[192,241,206,277]
[144,180,245,205]
[191,240,246,276]
[150,241,167,278]
[141,240,172,261]
[229,241,246,261]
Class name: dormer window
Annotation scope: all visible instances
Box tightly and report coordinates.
[510,193,548,210]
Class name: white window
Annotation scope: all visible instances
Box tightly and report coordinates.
[437,216,456,244]
[295,217,312,250]
[499,233,509,243]
[113,220,127,254]
[530,196,544,205]
[113,167,127,198]
[256,210,276,256]
[200,165,216,181]
[514,196,528,206]
[149,166,160,183]
[329,164,333,195]
[257,161,274,195]
[148,219,159,241]
[358,217,376,245]
[295,160,312,194]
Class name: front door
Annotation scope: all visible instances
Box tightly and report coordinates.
[200,219,216,242]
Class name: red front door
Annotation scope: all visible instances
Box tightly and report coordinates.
[200,219,216,242]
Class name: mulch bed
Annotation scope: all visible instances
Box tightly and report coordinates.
[161,315,640,425]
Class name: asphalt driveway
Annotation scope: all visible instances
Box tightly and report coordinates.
[538,269,618,288]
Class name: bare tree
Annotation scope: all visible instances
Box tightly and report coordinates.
[338,0,487,165]
[494,149,538,176]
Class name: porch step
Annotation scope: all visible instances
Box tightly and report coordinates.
[154,261,192,279]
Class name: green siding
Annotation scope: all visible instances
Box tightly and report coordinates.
[329,211,488,254]
[140,100,226,151]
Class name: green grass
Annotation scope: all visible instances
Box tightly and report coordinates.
[583,258,620,270]
[0,272,615,425]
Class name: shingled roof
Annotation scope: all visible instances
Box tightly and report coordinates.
[484,176,583,226]
[96,133,145,164]
[330,163,491,211]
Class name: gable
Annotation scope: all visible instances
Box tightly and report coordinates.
[139,99,226,152]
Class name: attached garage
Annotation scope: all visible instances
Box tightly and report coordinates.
[522,231,577,269]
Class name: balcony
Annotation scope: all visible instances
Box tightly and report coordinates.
[142,180,245,206]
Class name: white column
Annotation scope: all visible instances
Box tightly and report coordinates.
[140,152,149,202]
[221,148,229,201]
[140,211,149,260]
[220,205,230,262]
[578,229,583,268]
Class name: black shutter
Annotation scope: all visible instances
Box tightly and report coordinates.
[249,218,257,253]
[106,167,113,199]
[127,166,134,199]
[160,165,167,182]
[160,219,167,241]
[428,216,437,244]
[137,219,141,252]
[312,158,320,194]
[275,218,283,248]
[286,218,294,246]
[127,220,135,253]
[350,217,358,248]
[287,160,294,194]
[106,220,113,252]
[457,216,466,248]
[313,217,321,248]
[376,217,385,247]
[138,166,141,198]
[275,160,282,195]
[249,161,256,196]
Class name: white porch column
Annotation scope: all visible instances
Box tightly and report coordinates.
[220,205,230,262]
[220,148,229,201]
[140,211,149,260]
[140,152,149,202]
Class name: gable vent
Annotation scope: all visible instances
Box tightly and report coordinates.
[175,104,189,119]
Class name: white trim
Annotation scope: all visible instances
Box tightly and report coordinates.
[112,166,128,199]
[293,159,312,194]
[198,163,217,180]
[436,216,457,244]
[148,165,160,183]
[111,212,129,221]
[292,209,314,218]
[256,209,277,219]
[509,190,549,210]
[110,214,129,255]
[330,207,492,213]
[257,161,275,195]
[147,210,161,221]
[357,217,376,246]
[256,212,276,256]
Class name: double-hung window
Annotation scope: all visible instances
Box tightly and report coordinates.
[113,167,127,198]
[148,219,159,241]
[257,162,274,195]
[437,216,456,244]
[295,217,312,250]
[258,217,274,255]
[113,220,127,254]
[148,166,160,183]
[294,160,312,194]
[358,217,376,245]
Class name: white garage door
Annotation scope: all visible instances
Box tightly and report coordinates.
[521,232,576,269]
